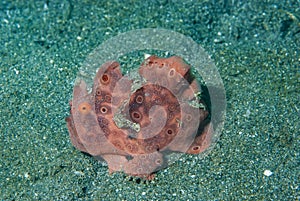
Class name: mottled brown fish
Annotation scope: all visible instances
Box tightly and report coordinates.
[66,55,213,179]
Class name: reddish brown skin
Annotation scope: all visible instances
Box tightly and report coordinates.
[66,55,213,179]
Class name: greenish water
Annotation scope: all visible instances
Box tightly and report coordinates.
[1,0,299,200]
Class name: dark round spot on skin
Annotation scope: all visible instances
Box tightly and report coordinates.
[102,118,108,125]
[153,97,162,105]
[100,106,108,114]
[146,59,154,67]
[105,95,111,102]
[145,145,153,152]
[131,111,142,121]
[97,116,109,128]
[166,128,173,135]
[101,73,110,84]
[144,143,158,153]
[168,103,178,112]
[186,114,192,122]
[169,68,175,77]
[102,127,110,135]
[112,140,123,150]
[167,112,174,120]
[135,95,144,104]
[126,143,138,153]
[136,168,143,175]
[192,146,200,151]
[155,159,162,165]
[158,62,164,68]
[96,89,102,96]
[126,144,132,150]
[78,102,91,114]
[152,143,160,151]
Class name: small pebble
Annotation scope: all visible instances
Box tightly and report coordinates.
[263,169,273,177]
